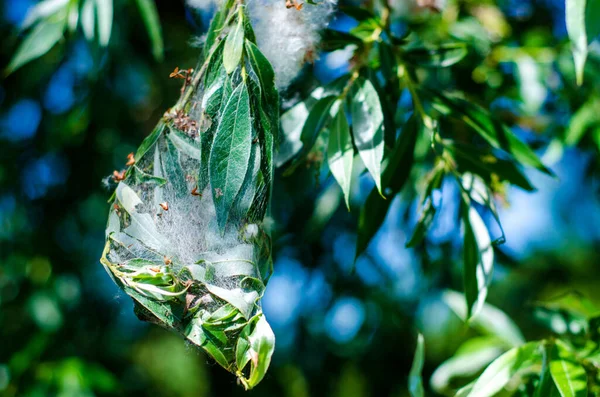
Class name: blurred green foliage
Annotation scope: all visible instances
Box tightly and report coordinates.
[1,0,600,396]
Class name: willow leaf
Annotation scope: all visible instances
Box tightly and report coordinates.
[6,13,66,75]
[356,114,418,257]
[95,0,113,47]
[209,83,252,233]
[467,342,540,397]
[462,198,494,320]
[408,334,425,397]
[549,340,587,397]
[566,0,588,85]
[223,17,244,73]
[133,0,163,61]
[350,77,385,194]
[328,106,354,209]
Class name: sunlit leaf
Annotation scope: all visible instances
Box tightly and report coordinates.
[277,88,326,166]
[549,340,587,397]
[466,342,540,397]
[356,115,419,257]
[284,96,338,175]
[350,19,381,42]
[167,127,201,160]
[431,336,506,394]
[566,0,588,85]
[133,0,164,61]
[564,98,600,146]
[350,77,385,194]
[5,13,66,75]
[243,314,275,389]
[515,55,546,114]
[408,334,425,397]
[20,0,69,30]
[536,343,562,397]
[95,0,113,47]
[442,290,525,348]
[115,183,170,253]
[81,0,95,41]
[461,195,494,320]
[406,165,445,247]
[328,106,354,209]
[223,17,244,74]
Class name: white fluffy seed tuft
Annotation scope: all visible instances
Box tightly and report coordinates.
[187,0,338,90]
[247,0,337,90]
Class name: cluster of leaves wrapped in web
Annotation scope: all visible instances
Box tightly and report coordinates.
[100,1,278,390]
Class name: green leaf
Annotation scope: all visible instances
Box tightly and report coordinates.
[447,142,535,192]
[131,166,167,186]
[167,127,201,160]
[115,183,169,254]
[245,40,279,142]
[95,0,113,46]
[442,290,525,348]
[223,17,244,74]
[355,114,419,258]
[403,43,468,68]
[461,173,506,245]
[429,91,553,176]
[244,314,275,389]
[5,13,66,75]
[134,123,164,161]
[203,284,258,320]
[549,340,587,397]
[406,165,445,248]
[328,106,354,209]
[350,19,381,42]
[466,342,540,397]
[204,9,226,57]
[20,0,69,30]
[431,336,506,394]
[244,41,277,105]
[133,0,164,61]
[209,83,253,233]
[284,96,338,175]
[461,197,494,320]
[566,0,588,85]
[536,343,563,397]
[277,77,349,166]
[587,0,600,40]
[536,291,600,319]
[534,292,600,336]
[278,88,325,166]
[350,77,385,194]
[81,0,95,41]
[408,334,425,397]
[565,98,600,146]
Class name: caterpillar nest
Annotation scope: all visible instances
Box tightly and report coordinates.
[100,8,278,388]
